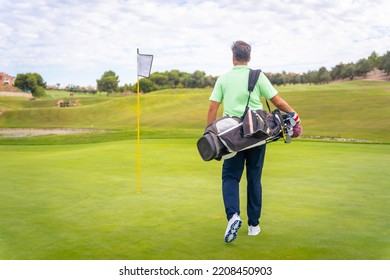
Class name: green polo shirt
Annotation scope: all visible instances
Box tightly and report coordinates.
[209,65,278,117]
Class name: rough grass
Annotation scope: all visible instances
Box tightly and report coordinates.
[0,80,389,143]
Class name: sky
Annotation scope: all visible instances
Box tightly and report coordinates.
[1,0,389,87]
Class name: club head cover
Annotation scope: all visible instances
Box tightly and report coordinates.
[292,124,302,138]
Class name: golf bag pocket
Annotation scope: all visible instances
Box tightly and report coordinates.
[218,120,264,152]
[197,117,231,161]
[242,109,270,139]
[197,133,228,161]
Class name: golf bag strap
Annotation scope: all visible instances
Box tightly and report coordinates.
[245,69,272,115]
[265,99,271,112]
[243,69,272,118]
[248,69,261,92]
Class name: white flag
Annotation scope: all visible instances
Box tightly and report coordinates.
[137,49,153,78]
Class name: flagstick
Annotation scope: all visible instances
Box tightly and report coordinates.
[136,48,152,193]
[137,76,141,193]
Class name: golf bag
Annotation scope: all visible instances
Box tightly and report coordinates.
[197,69,293,162]
[197,109,288,161]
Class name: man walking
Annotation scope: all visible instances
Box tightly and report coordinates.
[207,40,300,243]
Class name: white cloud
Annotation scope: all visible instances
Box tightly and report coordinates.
[1,0,389,86]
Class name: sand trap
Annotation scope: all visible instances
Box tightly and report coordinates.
[0,128,106,138]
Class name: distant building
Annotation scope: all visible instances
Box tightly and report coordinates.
[0,72,15,86]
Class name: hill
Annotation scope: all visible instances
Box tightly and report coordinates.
[0,81,389,143]
[331,69,390,83]
[362,69,390,82]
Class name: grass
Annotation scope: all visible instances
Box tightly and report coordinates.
[0,139,388,260]
[275,81,390,142]
[0,81,389,260]
[1,80,389,142]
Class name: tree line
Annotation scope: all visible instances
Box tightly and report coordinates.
[12,50,390,97]
[116,50,389,92]
[96,69,217,94]
[267,51,390,85]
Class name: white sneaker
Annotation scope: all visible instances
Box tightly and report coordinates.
[224,213,242,243]
[248,225,261,236]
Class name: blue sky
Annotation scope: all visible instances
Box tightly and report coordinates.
[1,0,389,87]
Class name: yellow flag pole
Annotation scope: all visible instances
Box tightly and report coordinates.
[136,48,152,193]
[137,75,141,193]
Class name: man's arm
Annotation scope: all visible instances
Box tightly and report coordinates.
[270,94,301,125]
[207,101,220,125]
[269,94,296,113]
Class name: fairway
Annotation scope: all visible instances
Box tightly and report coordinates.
[0,139,388,260]
[1,81,389,260]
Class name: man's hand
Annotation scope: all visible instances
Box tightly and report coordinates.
[290,112,301,125]
[287,112,301,138]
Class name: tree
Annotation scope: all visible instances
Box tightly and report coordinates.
[317,67,331,84]
[184,71,206,88]
[96,71,119,93]
[287,73,300,85]
[341,63,356,80]
[368,51,380,70]
[331,63,345,80]
[14,73,46,97]
[167,70,181,87]
[281,71,288,85]
[204,75,217,87]
[299,73,309,84]
[178,72,190,88]
[33,85,46,97]
[355,58,372,77]
[269,73,284,85]
[129,78,158,93]
[149,72,169,88]
[379,51,390,75]
[306,70,318,84]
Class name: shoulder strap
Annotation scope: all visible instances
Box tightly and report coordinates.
[246,69,273,114]
[242,69,262,118]
[248,69,261,92]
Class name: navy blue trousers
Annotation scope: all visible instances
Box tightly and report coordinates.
[222,145,266,226]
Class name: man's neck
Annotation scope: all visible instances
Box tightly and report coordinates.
[233,59,248,66]
[234,63,247,66]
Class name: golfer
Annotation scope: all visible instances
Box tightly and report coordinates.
[207,40,301,243]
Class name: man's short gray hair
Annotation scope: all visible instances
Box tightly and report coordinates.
[231,41,251,62]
